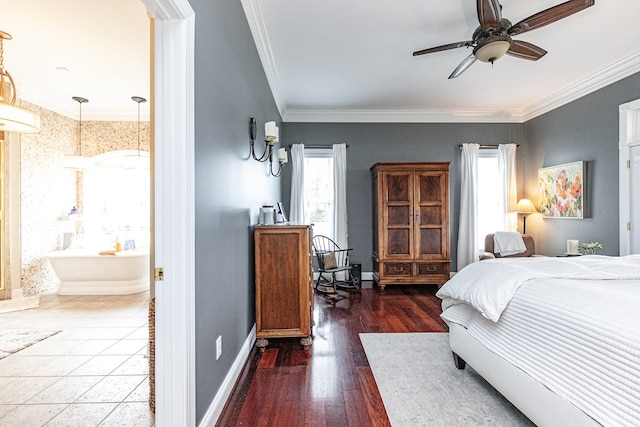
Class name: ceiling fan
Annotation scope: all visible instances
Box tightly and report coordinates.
[413,0,595,79]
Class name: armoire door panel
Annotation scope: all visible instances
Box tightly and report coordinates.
[387,206,411,225]
[419,229,442,255]
[386,229,411,255]
[385,174,411,202]
[417,174,444,203]
[420,206,442,226]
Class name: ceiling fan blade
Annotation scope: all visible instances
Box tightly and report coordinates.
[413,41,474,56]
[448,54,477,79]
[508,0,594,36]
[477,0,502,30]
[506,40,547,61]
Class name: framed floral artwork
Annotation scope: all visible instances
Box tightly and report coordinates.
[538,161,585,218]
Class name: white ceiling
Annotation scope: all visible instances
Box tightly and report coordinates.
[3,1,640,124]
[243,0,640,123]
[0,0,150,121]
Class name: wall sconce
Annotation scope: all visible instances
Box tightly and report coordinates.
[249,117,288,177]
[513,198,537,234]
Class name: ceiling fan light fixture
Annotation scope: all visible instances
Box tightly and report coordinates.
[474,35,511,63]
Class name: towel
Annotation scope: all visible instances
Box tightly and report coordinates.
[493,231,526,256]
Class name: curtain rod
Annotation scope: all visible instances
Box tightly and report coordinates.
[458,143,520,149]
[288,144,349,149]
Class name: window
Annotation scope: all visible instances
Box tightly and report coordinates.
[82,150,151,250]
[477,149,505,250]
[303,149,334,238]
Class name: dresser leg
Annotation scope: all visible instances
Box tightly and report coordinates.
[256,338,269,353]
[300,335,313,350]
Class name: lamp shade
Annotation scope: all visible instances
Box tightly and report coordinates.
[0,31,41,133]
[474,35,511,63]
[277,147,288,164]
[0,102,41,133]
[64,154,94,170]
[514,198,536,214]
[265,121,278,142]
[125,152,150,170]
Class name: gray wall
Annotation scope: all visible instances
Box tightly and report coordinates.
[280,123,525,272]
[523,72,640,256]
[189,0,281,422]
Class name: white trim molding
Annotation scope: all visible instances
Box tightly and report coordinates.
[141,0,196,425]
[199,326,257,427]
[619,97,640,255]
[240,0,287,119]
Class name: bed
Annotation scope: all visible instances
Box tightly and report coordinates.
[436,255,640,427]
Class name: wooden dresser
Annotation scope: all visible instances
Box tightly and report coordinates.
[371,162,451,290]
[254,224,313,352]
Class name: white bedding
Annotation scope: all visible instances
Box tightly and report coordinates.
[436,255,640,322]
[438,256,640,427]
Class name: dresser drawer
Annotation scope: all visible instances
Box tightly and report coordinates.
[417,263,446,276]
[383,263,412,276]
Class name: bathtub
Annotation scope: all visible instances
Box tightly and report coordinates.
[46,249,150,295]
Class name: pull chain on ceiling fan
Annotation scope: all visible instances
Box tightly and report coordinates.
[412,0,595,79]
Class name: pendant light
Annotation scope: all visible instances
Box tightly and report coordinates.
[125,96,149,169]
[64,96,93,170]
[0,31,40,133]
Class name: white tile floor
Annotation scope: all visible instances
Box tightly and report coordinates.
[0,292,154,426]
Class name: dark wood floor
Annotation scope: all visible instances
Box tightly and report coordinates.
[216,283,448,426]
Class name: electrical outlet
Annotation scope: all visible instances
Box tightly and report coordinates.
[216,335,222,360]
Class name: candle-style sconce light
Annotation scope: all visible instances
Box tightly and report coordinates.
[249,117,287,177]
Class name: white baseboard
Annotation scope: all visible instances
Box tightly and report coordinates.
[199,324,256,427]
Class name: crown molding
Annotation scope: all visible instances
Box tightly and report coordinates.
[283,109,523,123]
[18,85,151,122]
[241,0,286,119]
[521,52,640,122]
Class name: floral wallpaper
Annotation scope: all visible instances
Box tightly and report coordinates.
[13,100,150,297]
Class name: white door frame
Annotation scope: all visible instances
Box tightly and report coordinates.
[619,98,640,255]
[140,0,195,425]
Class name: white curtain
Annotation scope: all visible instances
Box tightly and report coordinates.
[332,143,348,249]
[289,143,305,223]
[498,143,518,232]
[457,143,480,271]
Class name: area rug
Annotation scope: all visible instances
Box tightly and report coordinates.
[0,329,61,359]
[360,332,535,426]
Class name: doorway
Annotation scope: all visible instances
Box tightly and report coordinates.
[619,97,640,254]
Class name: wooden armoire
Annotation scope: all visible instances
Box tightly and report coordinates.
[371,162,450,290]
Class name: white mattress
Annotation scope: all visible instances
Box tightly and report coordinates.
[441,277,640,426]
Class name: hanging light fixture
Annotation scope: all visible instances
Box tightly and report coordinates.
[0,31,40,133]
[64,96,93,170]
[125,96,149,169]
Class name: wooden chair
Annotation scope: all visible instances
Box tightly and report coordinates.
[312,235,358,299]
